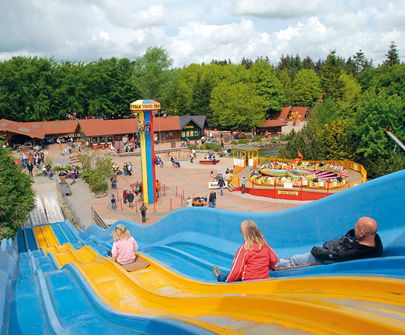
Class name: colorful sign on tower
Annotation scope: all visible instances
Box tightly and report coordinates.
[130,99,161,204]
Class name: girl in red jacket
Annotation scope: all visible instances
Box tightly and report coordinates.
[212,220,278,282]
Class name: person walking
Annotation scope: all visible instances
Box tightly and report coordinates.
[123,189,128,204]
[111,194,117,210]
[156,179,161,198]
[218,175,225,196]
[208,191,216,208]
[140,203,147,223]
[27,160,34,177]
[127,190,134,208]
[127,162,133,176]
[241,176,247,194]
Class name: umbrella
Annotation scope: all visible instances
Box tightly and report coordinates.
[130,99,160,112]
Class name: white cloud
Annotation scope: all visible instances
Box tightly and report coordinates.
[98,31,110,41]
[0,0,404,65]
[130,5,165,29]
[231,0,336,19]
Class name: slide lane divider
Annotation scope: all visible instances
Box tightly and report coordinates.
[133,252,405,306]
[49,245,405,335]
[29,252,69,335]
[63,263,217,335]
[142,245,229,272]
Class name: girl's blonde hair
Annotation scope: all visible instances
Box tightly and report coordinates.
[111,224,131,241]
[240,220,268,250]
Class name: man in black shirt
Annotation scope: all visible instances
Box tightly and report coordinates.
[275,217,383,269]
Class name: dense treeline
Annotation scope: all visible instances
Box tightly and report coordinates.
[0,143,35,239]
[0,44,404,177]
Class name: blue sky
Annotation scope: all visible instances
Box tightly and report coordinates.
[1,0,404,66]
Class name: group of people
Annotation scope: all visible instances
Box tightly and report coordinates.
[112,162,134,176]
[123,162,133,176]
[58,165,79,184]
[204,152,217,163]
[213,217,382,282]
[109,217,383,283]
[17,150,48,177]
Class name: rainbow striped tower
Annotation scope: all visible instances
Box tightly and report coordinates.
[130,99,161,204]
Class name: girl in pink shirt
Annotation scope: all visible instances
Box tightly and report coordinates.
[110,224,139,265]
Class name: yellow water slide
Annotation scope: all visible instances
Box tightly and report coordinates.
[33,226,405,335]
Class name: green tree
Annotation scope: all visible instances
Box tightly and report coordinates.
[384,41,400,66]
[291,69,321,107]
[250,60,285,115]
[338,72,362,112]
[279,122,323,160]
[352,49,372,74]
[279,69,293,105]
[319,118,356,160]
[310,98,341,125]
[355,91,404,159]
[210,81,268,130]
[132,47,173,103]
[321,51,344,101]
[192,72,212,118]
[172,77,193,115]
[0,143,35,239]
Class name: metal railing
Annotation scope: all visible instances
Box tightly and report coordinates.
[91,207,108,229]
[56,181,85,230]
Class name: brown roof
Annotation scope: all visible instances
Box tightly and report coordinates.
[0,119,45,139]
[154,116,180,132]
[25,120,80,135]
[79,119,138,137]
[260,120,287,128]
[0,115,190,139]
[79,116,181,137]
[279,107,291,122]
[290,106,308,118]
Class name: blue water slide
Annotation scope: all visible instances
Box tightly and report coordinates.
[8,249,215,335]
[24,228,38,251]
[0,239,17,335]
[73,169,405,280]
[8,252,47,334]
[61,220,112,255]
[16,230,27,254]
[50,224,69,245]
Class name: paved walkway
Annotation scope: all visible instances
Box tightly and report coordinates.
[66,179,94,228]
[29,141,362,228]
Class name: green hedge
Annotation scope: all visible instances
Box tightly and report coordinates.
[81,169,109,193]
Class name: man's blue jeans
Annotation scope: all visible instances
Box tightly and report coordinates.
[217,272,228,282]
[275,251,320,269]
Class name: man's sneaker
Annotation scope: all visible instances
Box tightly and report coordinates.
[212,265,221,279]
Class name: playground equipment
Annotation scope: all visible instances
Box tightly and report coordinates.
[130,99,161,204]
[2,170,404,334]
[251,160,349,189]
[289,110,303,126]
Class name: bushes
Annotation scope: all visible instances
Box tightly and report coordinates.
[81,169,109,193]
[0,144,35,238]
[199,143,222,152]
[79,153,111,193]
[79,154,92,170]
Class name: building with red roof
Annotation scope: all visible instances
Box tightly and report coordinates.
[258,106,309,135]
[0,115,207,147]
